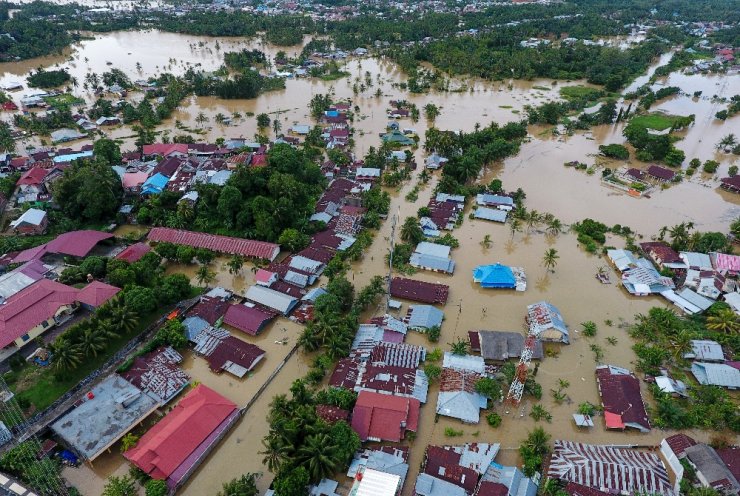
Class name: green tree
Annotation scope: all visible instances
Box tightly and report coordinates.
[475,377,501,401]
[706,308,740,334]
[424,363,442,383]
[52,158,124,222]
[297,433,339,482]
[102,475,137,496]
[93,138,122,166]
[578,402,596,416]
[424,103,440,124]
[256,113,270,129]
[542,248,560,273]
[278,228,310,252]
[217,473,259,496]
[273,467,309,496]
[120,433,139,453]
[227,255,245,275]
[144,479,167,496]
[196,264,216,287]
[449,338,468,356]
[400,216,424,244]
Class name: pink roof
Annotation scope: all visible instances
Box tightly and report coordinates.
[603,411,625,429]
[77,281,120,308]
[142,143,188,157]
[712,252,740,272]
[148,228,280,261]
[47,230,114,258]
[223,304,275,336]
[125,385,237,480]
[351,390,420,442]
[17,167,49,186]
[122,171,150,189]
[115,243,152,263]
[0,279,79,348]
[254,269,276,284]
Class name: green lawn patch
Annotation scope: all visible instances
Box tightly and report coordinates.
[559,85,605,102]
[43,93,84,110]
[628,113,681,131]
[319,71,350,81]
[9,310,164,413]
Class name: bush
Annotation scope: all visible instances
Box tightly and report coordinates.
[486,412,502,428]
[444,427,463,437]
[144,480,167,496]
[426,325,441,342]
[703,160,719,173]
[599,144,629,160]
[729,165,738,177]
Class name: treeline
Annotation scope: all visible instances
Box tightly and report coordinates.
[425,121,528,195]
[153,11,314,40]
[392,36,669,89]
[0,14,74,61]
[137,144,326,242]
[187,69,285,100]
[27,68,71,89]
[224,49,267,71]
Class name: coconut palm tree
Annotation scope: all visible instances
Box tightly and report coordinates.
[272,117,282,137]
[546,218,564,236]
[578,402,596,416]
[539,477,560,496]
[214,113,226,125]
[670,329,694,361]
[509,219,522,240]
[526,209,541,233]
[481,235,492,248]
[77,328,108,358]
[706,308,740,334]
[298,433,339,481]
[196,265,216,287]
[52,339,83,372]
[400,216,424,244]
[260,435,291,473]
[227,255,244,276]
[717,133,737,150]
[542,248,560,273]
[195,112,209,128]
[522,427,551,457]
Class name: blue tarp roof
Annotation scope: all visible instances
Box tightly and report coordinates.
[53,150,93,163]
[473,264,516,288]
[141,172,169,194]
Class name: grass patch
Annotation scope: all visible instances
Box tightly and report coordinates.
[319,71,350,81]
[628,113,679,131]
[43,93,84,110]
[532,85,551,91]
[559,85,605,102]
[9,309,165,413]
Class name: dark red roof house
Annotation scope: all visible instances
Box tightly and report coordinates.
[153,156,184,178]
[350,390,419,442]
[17,167,49,186]
[115,243,152,264]
[721,176,740,193]
[664,433,698,458]
[717,447,740,483]
[205,336,265,377]
[142,143,188,158]
[564,482,611,496]
[12,230,114,264]
[639,241,683,268]
[595,365,650,432]
[188,296,231,326]
[1,101,18,111]
[390,277,449,304]
[329,358,361,389]
[222,304,275,336]
[424,445,480,493]
[124,384,239,492]
[626,168,645,181]
[647,165,675,182]
[76,281,120,309]
[315,404,350,424]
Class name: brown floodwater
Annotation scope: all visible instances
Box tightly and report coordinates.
[4,30,733,494]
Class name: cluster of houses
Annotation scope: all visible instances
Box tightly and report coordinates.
[608,242,740,317]
[420,193,465,236]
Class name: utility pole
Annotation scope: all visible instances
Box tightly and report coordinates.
[386,206,399,312]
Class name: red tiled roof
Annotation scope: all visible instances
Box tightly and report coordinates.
[350,391,419,442]
[76,281,120,308]
[17,167,49,186]
[115,243,152,263]
[595,366,650,432]
[222,304,275,336]
[424,445,478,493]
[390,278,449,304]
[148,228,280,261]
[188,296,230,326]
[639,242,682,264]
[125,385,236,480]
[564,482,611,496]
[476,481,509,496]
[664,434,697,458]
[0,279,79,348]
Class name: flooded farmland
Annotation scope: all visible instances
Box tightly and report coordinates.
[9,29,736,495]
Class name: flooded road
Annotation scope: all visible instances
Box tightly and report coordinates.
[6,29,734,494]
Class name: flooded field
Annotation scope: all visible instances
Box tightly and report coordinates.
[4,29,736,495]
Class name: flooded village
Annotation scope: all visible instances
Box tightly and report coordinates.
[0,1,738,496]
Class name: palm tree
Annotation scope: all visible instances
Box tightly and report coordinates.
[670,329,693,361]
[110,299,139,334]
[526,210,541,233]
[706,309,740,334]
[522,427,551,457]
[297,433,339,481]
[539,477,560,496]
[260,435,290,473]
[400,217,423,244]
[196,265,216,287]
[509,219,522,240]
[546,218,564,236]
[581,321,597,337]
[481,234,492,248]
[227,255,244,276]
[272,117,282,137]
[578,402,596,416]
[77,328,108,358]
[195,112,209,128]
[214,113,226,125]
[717,133,737,150]
[449,338,468,356]
[542,248,560,273]
[52,339,83,372]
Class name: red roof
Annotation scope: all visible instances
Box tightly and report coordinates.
[17,167,49,186]
[664,434,697,458]
[647,165,675,181]
[595,366,650,432]
[142,143,188,157]
[721,176,740,191]
[717,447,740,483]
[205,336,265,374]
[390,277,449,304]
[115,243,152,263]
[0,279,79,348]
[564,482,611,496]
[639,242,682,264]
[350,390,420,442]
[46,230,113,258]
[76,281,120,308]
[125,385,236,480]
[148,228,280,261]
[188,296,230,326]
[424,445,478,493]
[315,404,350,424]
[254,269,276,284]
[222,304,275,336]
[476,482,509,496]
[329,358,361,389]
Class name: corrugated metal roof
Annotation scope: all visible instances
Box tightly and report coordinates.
[691,362,740,388]
[415,242,451,258]
[406,305,444,330]
[245,285,298,315]
[148,228,279,261]
[409,253,455,273]
[685,340,724,361]
[474,207,508,222]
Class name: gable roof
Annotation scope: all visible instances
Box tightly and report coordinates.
[205,336,266,377]
[120,346,190,405]
[351,391,420,442]
[148,228,280,261]
[595,365,650,432]
[475,330,544,361]
[0,279,79,348]
[424,444,498,493]
[684,444,740,493]
[76,281,120,308]
[115,243,152,263]
[9,208,46,228]
[691,362,740,388]
[547,440,674,495]
[222,304,275,336]
[436,368,486,423]
[125,385,237,480]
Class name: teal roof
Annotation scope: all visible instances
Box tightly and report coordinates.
[473,264,516,288]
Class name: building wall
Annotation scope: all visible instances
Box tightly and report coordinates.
[659,439,684,495]
[12,304,77,348]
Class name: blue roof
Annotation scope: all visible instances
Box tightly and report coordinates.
[53,150,93,163]
[474,207,508,223]
[407,305,444,330]
[324,110,339,117]
[473,264,516,288]
[141,173,169,195]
